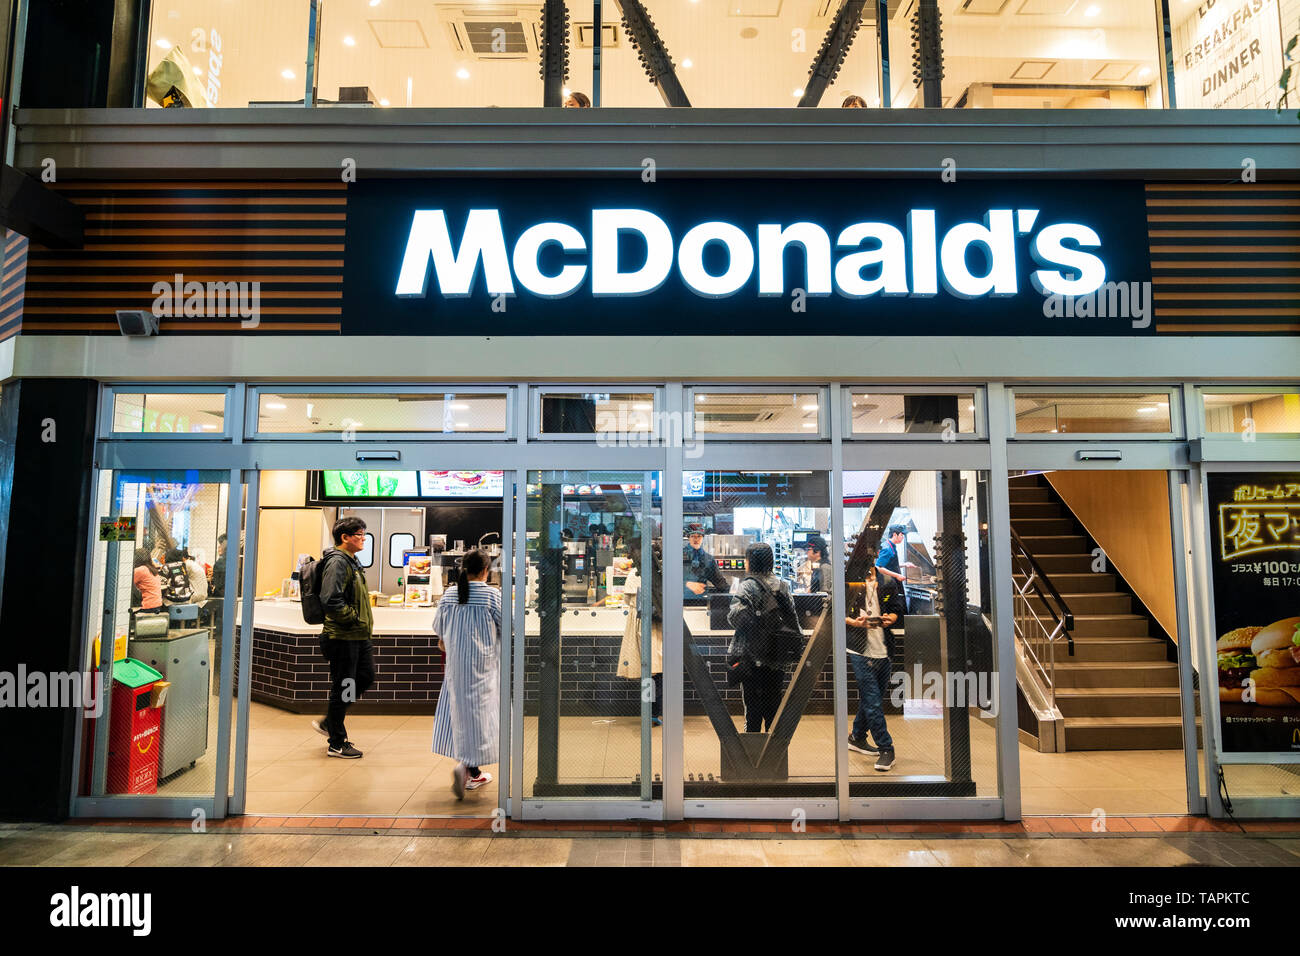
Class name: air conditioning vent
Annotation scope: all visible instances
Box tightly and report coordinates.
[575,22,620,48]
[438,4,541,60]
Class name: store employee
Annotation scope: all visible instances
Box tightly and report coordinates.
[683,523,728,605]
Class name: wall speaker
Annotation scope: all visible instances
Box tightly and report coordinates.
[115,310,160,336]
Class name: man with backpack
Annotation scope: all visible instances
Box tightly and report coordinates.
[846,554,906,772]
[309,516,375,759]
[726,542,804,734]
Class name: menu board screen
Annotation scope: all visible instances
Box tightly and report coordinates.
[321,470,419,498]
[419,470,504,498]
[1209,472,1300,755]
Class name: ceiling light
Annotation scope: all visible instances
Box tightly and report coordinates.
[455,422,469,428]
[793,87,804,97]
[200,424,219,431]
[1138,67,1152,78]
[967,404,975,411]
[802,404,818,411]
[1084,4,1099,15]
[448,403,471,410]
[379,98,390,106]
[633,403,653,410]
[682,58,693,68]
[265,402,287,411]
[343,35,356,47]
[192,66,203,76]
[370,0,381,6]
[456,67,471,80]
[801,422,817,428]
[1138,406,1159,413]
[281,69,296,80]
[155,37,172,49]
[562,86,571,96]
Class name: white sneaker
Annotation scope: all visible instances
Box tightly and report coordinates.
[465,771,493,791]
[451,764,468,800]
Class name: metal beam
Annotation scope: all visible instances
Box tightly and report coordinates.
[613,0,690,108]
[0,165,84,247]
[540,0,570,108]
[911,0,943,108]
[797,0,868,108]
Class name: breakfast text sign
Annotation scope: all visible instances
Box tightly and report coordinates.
[1210,472,1300,756]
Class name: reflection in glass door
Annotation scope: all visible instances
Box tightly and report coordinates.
[76,469,235,814]
[679,471,836,801]
[521,471,661,801]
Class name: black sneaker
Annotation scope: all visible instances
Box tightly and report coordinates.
[328,742,363,759]
[874,749,895,772]
[848,735,880,756]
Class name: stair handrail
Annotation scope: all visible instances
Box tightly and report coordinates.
[1010,526,1076,710]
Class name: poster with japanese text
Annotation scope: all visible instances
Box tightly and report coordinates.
[1210,472,1300,754]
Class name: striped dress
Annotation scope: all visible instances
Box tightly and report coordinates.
[431,581,502,766]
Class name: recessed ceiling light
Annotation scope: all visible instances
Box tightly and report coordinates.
[192,66,203,76]
[379,98,390,106]
[281,69,296,80]
[793,87,804,97]
[801,422,817,428]
[200,424,219,431]
[456,67,471,80]
[265,402,287,410]
[802,404,818,411]
[1084,4,1100,15]
[155,37,172,49]
[343,35,356,47]
[682,58,693,68]
[1138,66,1152,77]
[370,0,381,6]
[562,86,571,96]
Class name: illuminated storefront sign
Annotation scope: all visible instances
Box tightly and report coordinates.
[343,178,1153,336]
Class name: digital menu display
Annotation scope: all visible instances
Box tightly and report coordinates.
[419,471,505,499]
[321,470,419,498]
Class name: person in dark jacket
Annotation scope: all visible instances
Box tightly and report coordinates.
[846,555,906,772]
[727,542,801,734]
[311,516,375,758]
[683,523,728,605]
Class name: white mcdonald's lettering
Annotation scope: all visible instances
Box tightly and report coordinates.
[393,208,1107,300]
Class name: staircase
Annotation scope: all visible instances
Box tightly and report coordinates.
[1010,474,1183,751]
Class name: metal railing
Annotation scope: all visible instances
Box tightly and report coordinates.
[1010,527,1075,709]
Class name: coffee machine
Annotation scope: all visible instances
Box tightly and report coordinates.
[562,540,588,603]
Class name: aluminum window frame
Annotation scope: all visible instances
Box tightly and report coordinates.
[529,385,664,442]
[99,384,235,441]
[685,385,830,442]
[842,384,987,441]
[1008,384,1184,441]
[1198,386,1300,442]
[247,385,516,441]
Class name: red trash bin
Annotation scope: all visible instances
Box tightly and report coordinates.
[106,658,164,795]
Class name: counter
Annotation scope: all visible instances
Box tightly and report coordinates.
[237,599,868,717]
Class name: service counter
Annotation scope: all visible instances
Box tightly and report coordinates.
[237,599,850,716]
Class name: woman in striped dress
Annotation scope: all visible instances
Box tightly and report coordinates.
[432,549,501,799]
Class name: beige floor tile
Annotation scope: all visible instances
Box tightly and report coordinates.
[243,791,318,815]
[322,763,440,792]
[392,837,494,867]
[1020,787,1091,815]
[40,832,169,867]
[130,833,241,867]
[843,840,941,867]
[398,789,496,816]
[1061,788,1186,815]
[679,839,769,867]
[299,790,414,815]
[246,762,350,792]
[480,837,572,867]
[760,839,856,867]
[303,835,415,867]
[215,834,332,867]
[921,839,1028,867]
[0,834,84,866]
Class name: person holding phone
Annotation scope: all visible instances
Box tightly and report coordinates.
[846,558,905,771]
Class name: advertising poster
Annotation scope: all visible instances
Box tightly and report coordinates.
[1172,0,1288,109]
[1210,472,1300,754]
[403,551,434,606]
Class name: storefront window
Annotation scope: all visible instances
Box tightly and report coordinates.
[680,470,835,802]
[111,391,227,435]
[1203,391,1300,436]
[536,391,655,436]
[936,0,1167,109]
[1170,0,1293,109]
[692,390,823,436]
[849,390,978,436]
[842,468,997,798]
[522,471,660,800]
[78,470,231,804]
[1013,390,1176,435]
[255,391,508,436]
[143,2,311,108]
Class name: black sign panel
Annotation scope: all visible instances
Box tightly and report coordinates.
[1208,472,1300,755]
[342,178,1154,336]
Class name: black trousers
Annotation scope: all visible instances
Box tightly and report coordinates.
[740,665,783,733]
[323,638,375,748]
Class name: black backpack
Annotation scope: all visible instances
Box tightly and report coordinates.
[744,576,805,666]
[299,551,343,625]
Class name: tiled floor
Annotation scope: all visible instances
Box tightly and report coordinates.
[2,820,1297,868]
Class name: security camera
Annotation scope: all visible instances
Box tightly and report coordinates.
[115,310,160,337]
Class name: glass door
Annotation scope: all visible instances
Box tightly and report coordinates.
[73,468,240,819]
[515,470,662,816]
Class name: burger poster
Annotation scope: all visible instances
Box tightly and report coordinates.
[1210,472,1300,755]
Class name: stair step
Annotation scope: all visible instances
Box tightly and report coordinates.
[1059,637,1169,662]
[1056,687,1183,718]
[1020,534,1089,556]
[1016,571,1116,592]
[1070,614,1150,638]
[1026,592,1133,614]
[1009,502,1061,519]
[1009,487,1051,502]
[1062,716,1184,751]
[1052,661,1179,688]
[1012,517,1077,535]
